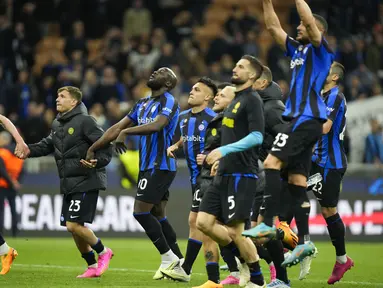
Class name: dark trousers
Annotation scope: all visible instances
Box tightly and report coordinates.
[0,188,17,237]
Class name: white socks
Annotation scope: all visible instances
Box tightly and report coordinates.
[0,242,9,256]
[336,255,347,264]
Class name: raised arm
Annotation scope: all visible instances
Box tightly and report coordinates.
[263,0,288,50]
[295,0,322,47]
[88,116,133,153]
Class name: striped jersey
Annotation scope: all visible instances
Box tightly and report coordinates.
[179,107,216,185]
[284,36,334,121]
[312,86,347,169]
[127,92,180,171]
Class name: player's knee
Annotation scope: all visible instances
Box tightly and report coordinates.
[321,207,337,218]
[66,221,81,234]
[264,154,282,170]
[196,213,211,234]
[288,173,307,186]
[188,212,198,229]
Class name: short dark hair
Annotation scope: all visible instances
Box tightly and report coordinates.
[260,66,273,83]
[313,14,328,33]
[217,82,233,90]
[332,62,345,84]
[57,86,82,102]
[241,55,264,80]
[197,77,218,96]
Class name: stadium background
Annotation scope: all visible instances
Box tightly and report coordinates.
[0,0,382,243]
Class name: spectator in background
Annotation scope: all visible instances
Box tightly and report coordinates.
[81,68,98,106]
[11,22,34,75]
[105,98,123,126]
[89,103,109,131]
[0,65,11,110]
[8,69,36,120]
[0,14,14,80]
[18,102,49,144]
[340,39,359,72]
[364,118,383,165]
[64,21,88,60]
[123,0,152,41]
[93,66,125,106]
[38,75,56,109]
[243,30,258,57]
[169,10,194,47]
[0,131,23,237]
[129,43,160,77]
[154,43,177,70]
[366,33,383,74]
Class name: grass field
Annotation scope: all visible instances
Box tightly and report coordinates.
[0,238,382,287]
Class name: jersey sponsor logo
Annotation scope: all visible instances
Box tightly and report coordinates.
[138,117,156,125]
[290,58,305,69]
[182,135,204,142]
[222,117,234,128]
[162,107,172,114]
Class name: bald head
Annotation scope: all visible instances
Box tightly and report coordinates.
[147,67,178,92]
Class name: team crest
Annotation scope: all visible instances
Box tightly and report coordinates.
[198,124,205,131]
[232,102,241,113]
[68,127,74,135]
[211,128,217,136]
[298,45,303,51]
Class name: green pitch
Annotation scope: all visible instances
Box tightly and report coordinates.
[0,238,382,287]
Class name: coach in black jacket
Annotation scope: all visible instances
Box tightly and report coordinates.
[24,86,114,278]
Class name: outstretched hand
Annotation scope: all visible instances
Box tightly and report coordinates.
[14,141,30,159]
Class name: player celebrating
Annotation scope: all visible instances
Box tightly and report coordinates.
[86,67,184,279]
[166,77,217,282]
[195,55,266,288]
[243,0,334,269]
[24,86,113,278]
[0,114,29,274]
[252,66,293,287]
[309,62,354,284]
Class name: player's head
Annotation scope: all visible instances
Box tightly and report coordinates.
[325,62,345,86]
[232,55,263,86]
[188,77,218,107]
[296,14,328,43]
[253,66,272,91]
[147,67,177,92]
[213,86,236,112]
[56,86,82,113]
[217,82,232,94]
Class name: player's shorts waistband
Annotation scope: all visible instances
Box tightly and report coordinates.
[221,173,258,179]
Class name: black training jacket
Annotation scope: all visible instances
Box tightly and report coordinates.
[29,103,112,195]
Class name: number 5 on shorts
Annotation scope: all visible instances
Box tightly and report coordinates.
[228,196,235,210]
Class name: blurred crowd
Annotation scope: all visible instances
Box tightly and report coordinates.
[0,0,382,156]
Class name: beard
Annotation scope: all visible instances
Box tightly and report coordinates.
[147,78,163,90]
[231,76,247,85]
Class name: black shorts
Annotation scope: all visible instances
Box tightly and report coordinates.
[60,190,99,226]
[136,169,176,205]
[270,116,323,178]
[191,184,202,212]
[251,170,265,222]
[199,175,256,225]
[308,162,346,208]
